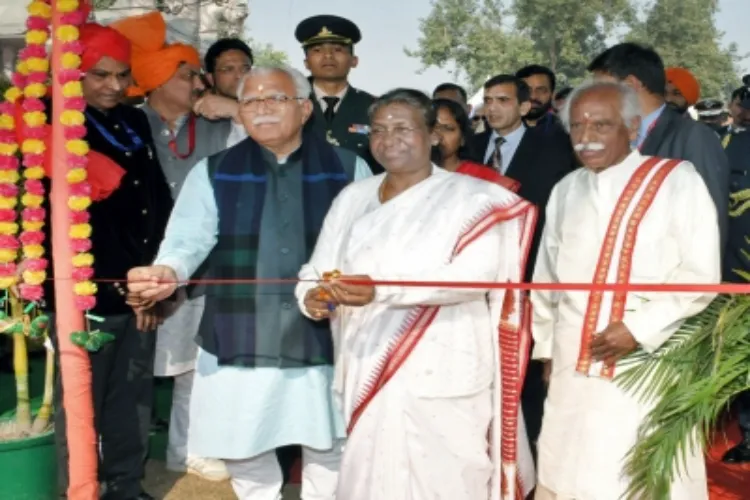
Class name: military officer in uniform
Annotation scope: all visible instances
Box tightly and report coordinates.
[295,14,381,173]
[722,84,750,464]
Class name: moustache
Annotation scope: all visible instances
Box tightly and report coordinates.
[252,116,282,125]
[530,100,544,108]
[574,142,606,152]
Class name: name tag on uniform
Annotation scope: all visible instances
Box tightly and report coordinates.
[348,124,370,135]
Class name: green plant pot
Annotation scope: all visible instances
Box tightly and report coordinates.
[0,428,58,500]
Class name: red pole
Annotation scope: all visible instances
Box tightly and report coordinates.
[51,2,99,498]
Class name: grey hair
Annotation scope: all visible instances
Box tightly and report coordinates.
[368,88,437,129]
[560,80,641,133]
[236,64,312,100]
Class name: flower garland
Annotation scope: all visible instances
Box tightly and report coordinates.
[0,0,52,294]
[56,0,96,311]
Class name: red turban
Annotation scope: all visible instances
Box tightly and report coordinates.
[79,23,132,73]
[110,12,201,94]
[665,67,701,107]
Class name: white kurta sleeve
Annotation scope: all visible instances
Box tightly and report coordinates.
[623,164,721,353]
[530,188,561,360]
[296,192,348,319]
[374,221,507,306]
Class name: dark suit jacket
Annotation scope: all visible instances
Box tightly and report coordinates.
[472,126,577,279]
[640,107,729,250]
[305,84,381,173]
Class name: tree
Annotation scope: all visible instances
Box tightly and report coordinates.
[626,0,742,98]
[405,0,538,92]
[512,0,635,81]
[249,40,289,66]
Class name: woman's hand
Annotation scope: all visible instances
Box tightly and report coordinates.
[330,275,375,307]
[304,286,337,320]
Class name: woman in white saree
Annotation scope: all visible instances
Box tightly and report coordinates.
[295,89,537,500]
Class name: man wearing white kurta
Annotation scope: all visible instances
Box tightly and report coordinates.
[126,65,371,500]
[531,80,720,499]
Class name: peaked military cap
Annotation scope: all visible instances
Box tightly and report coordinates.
[695,99,726,117]
[295,15,362,48]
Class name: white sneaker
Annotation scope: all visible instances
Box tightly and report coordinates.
[185,455,230,482]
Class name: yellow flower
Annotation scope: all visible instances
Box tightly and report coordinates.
[24,83,47,99]
[0,171,20,184]
[0,249,17,264]
[22,270,46,286]
[61,52,81,70]
[23,244,44,259]
[62,81,83,98]
[0,222,19,235]
[22,221,44,231]
[21,139,45,155]
[0,276,17,290]
[68,196,91,212]
[72,252,94,267]
[61,110,84,126]
[16,60,29,76]
[56,0,80,14]
[21,193,44,207]
[0,144,18,156]
[65,140,89,156]
[23,166,45,180]
[25,57,49,73]
[28,1,52,19]
[69,223,92,239]
[25,30,48,46]
[0,196,18,210]
[56,26,80,43]
[0,115,13,130]
[3,87,22,104]
[66,168,86,183]
[74,281,97,296]
[23,111,47,127]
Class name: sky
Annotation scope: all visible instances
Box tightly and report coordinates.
[246,0,750,96]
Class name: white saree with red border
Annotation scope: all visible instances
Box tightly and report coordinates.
[530,151,720,499]
[297,166,536,500]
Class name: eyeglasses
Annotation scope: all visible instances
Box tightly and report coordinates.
[239,95,305,110]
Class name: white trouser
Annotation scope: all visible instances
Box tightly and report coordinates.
[166,370,195,467]
[223,441,343,500]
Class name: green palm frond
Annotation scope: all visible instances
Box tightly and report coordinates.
[615,294,750,500]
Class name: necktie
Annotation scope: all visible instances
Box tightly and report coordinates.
[322,96,340,125]
[493,136,506,172]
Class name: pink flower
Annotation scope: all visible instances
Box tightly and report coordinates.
[66,153,88,168]
[69,181,91,196]
[19,283,44,302]
[69,211,90,224]
[22,207,45,221]
[64,125,86,140]
[24,179,45,195]
[22,98,45,112]
[58,69,82,85]
[0,263,16,276]
[23,258,47,272]
[22,153,45,168]
[20,45,46,60]
[0,183,19,197]
[64,97,86,112]
[19,231,44,245]
[61,42,83,55]
[0,209,16,222]
[25,17,48,31]
[71,266,94,281]
[61,12,86,26]
[0,102,14,115]
[0,133,17,148]
[26,72,48,85]
[21,126,48,140]
[74,295,96,311]
[10,73,26,89]
[0,235,20,249]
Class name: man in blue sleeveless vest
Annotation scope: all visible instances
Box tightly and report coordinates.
[126,64,371,499]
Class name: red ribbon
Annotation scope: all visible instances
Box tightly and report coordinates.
[167,113,196,159]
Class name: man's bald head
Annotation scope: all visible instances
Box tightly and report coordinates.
[562,81,641,172]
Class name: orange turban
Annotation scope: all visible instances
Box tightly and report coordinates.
[110,11,201,94]
[79,23,131,73]
[665,67,700,106]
